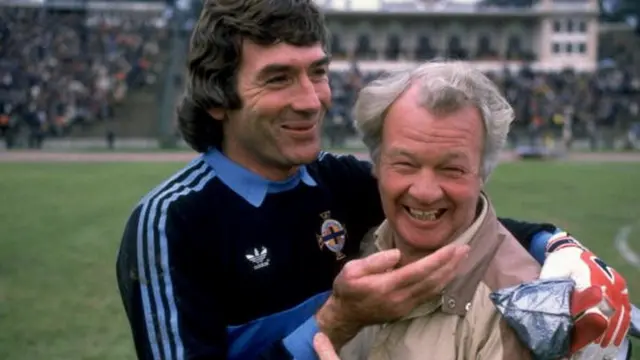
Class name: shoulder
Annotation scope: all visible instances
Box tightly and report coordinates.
[483,227,541,292]
[308,151,374,179]
[465,283,534,360]
[132,157,217,225]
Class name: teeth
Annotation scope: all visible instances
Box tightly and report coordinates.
[408,208,440,221]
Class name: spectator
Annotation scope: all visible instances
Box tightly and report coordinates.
[0,7,167,147]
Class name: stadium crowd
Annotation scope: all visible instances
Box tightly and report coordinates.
[326,24,640,151]
[326,61,640,151]
[0,5,639,151]
[0,7,166,148]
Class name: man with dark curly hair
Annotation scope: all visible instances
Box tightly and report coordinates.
[115,1,632,359]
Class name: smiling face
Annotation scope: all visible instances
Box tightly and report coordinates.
[376,85,485,263]
[212,40,331,180]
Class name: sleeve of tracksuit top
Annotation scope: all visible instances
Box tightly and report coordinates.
[497,217,561,264]
[117,203,230,360]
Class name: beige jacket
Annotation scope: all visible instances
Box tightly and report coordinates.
[340,194,540,360]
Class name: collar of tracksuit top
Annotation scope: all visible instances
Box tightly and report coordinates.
[202,147,317,207]
[373,192,506,318]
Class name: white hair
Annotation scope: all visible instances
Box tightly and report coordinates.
[354,60,515,181]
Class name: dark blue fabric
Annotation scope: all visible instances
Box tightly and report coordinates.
[227,291,330,359]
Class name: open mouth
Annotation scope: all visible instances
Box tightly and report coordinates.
[281,123,315,132]
[404,206,447,221]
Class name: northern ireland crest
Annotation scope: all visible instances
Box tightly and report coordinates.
[317,211,347,260]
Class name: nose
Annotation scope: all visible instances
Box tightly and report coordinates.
[291,75,322,113]
[407,168,444,204]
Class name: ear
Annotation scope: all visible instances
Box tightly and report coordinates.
[208,108,226,121]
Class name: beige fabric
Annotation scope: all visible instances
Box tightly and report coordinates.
[340,194,540,360]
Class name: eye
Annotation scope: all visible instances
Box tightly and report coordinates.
[393,161,416,171]
[265,75,290,86]
[442,167,465,177]
[311,67,328,77]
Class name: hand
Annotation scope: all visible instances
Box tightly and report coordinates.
[313,333,341,360]
[539,232,631,355]
[316,244,469,347]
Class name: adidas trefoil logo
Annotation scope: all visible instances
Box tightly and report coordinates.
[246,247,270,270]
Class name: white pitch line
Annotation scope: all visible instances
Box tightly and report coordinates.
[614,225,640,270]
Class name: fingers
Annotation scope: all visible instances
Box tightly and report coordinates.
[343,249,402,279]
[368,244,468,308]
[571,286,604,317]
[600,301,623,347]
[613,302,632,346]
[611,276,631,347]
[407,250,464,301]
[571,310,608,354]
[314,332,341,360]
[390,244,469,290]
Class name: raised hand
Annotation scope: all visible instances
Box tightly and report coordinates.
[539,232,631,355]
[316,244,469,347]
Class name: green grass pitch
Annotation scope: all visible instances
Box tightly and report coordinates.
[0,160,638,359]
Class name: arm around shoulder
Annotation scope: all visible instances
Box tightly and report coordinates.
[497,217,559,263]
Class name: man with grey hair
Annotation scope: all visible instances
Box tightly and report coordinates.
[334,60,558,359]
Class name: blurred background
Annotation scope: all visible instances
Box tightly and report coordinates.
[0,0,639,153]
[0,0,639,359]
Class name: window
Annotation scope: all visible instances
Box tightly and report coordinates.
[476,34,495,58]
[355,34,374,60]
[566,19,574,33]
[418,35,431,50]
[565,43,573,53]
[449,35,461,50]
[415,35,436,60]
[578,21,587,33]
[578,43,586,53]
[330,34,345,58]
[553,20,562,32]
[506,35,522,60]
[552,43,561,53]
[447,35,467,59]
[385,35,401,60]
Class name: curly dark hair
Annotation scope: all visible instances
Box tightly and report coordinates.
[177,0,329,153]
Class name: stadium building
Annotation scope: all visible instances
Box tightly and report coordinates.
[320,0,600,73]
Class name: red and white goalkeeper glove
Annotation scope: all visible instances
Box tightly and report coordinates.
[539,232,631,356]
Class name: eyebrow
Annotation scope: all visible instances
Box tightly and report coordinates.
[441,152,469,162]
[386,148,418,161]
[311,55,331,68]
[257,55,331,77]
[387,148,469,163]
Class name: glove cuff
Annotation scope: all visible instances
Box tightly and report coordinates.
[545,232,586,255]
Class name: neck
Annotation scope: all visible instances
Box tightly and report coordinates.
[220,141,298,182]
